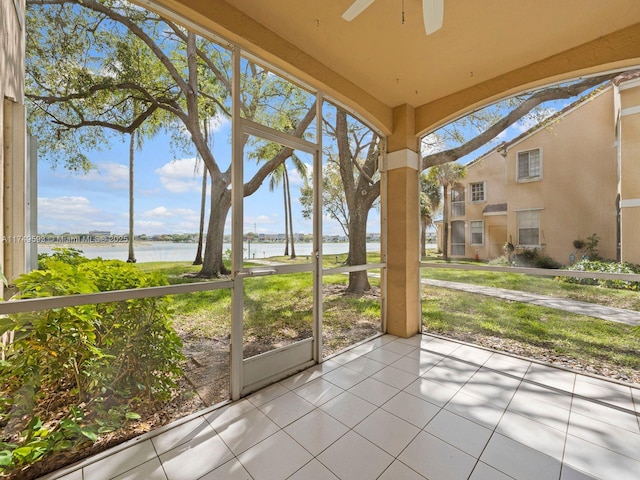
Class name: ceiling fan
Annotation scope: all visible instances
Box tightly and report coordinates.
[342,0,444,35]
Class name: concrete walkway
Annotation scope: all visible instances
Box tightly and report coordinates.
[421,278,640,326]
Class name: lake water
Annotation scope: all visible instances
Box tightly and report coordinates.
[38,241,386,263]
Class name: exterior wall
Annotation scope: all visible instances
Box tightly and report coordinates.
[618,80,640,264]
[505,88,617,264]
[447,87,619,265]
[1,0,27,286]
[450,153,507,259]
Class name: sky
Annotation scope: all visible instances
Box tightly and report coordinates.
[36,86,587,238]
[37,115,379,237]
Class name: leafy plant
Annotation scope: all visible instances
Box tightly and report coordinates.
[559,259,640,290]
[0,256,183,474]
[584,233,601,260]
[511,248,561,269]
[37,247,88,269]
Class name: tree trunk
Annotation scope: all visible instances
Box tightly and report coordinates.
[193,165,207,265]
[283,178,289,256]
[421,216,427,259]
[346,209,370,293]
[194,119,209,265]
[442,184,449,261]
[127,131,136,263]
[198,178,231,277]
[285,168,296,259]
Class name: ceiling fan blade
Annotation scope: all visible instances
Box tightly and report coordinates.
[342,0,376,21]
[423,0,444,34]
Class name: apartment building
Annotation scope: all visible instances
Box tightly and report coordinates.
[438,76,640,265]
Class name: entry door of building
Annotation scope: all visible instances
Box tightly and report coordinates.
[488,225,507,259]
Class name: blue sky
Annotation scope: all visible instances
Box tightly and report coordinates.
[37,115,378,237]
[37,92,583,237]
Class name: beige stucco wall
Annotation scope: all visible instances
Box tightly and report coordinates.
[446,88,619,265]
[452,153,507,260]
[505,88,617,264]
[1,0,26,285]
[619,80,640,264]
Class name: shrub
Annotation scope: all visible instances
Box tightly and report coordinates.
[584,233,601,260]
[531,255,562,269]
[0,257,183,473]
[37,247,89,269]
[512,249,561,269]
[559,259,640,290]
[488,255,511,266]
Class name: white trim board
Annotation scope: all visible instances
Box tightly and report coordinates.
[621,198,640,208]
[386,149,420,171]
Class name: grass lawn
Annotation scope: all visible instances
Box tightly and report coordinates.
[422,285,640,379]
[421,262,640,312]
[141,258,640,380]
[138,261,381,357]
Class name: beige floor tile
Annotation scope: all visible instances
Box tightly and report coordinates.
[317,431,393,480]
[237,430,312,480]
[354,408,420,456]
[399,431,477,480]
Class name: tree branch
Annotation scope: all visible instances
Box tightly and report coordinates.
[243,102,316,197]
[421,74,617,170]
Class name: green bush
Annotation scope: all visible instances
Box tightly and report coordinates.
[511,249,561,269]
[0,257,183,473]
[531,254,562,269]
[559,259,640,290]
[37,247,88,269]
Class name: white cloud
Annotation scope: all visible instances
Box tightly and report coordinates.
[38,196,115,233]
[421,133,446,155]
[288,162,311,186]
[39,196,99,219]
[79,162,128,189]
[137,207,201,234]
[207,113,231,134]
[141,206,198,218]
[136,220,165,230]
[516,107,558,133]
[155,158,202,193]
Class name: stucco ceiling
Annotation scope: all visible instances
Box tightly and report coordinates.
[149,0,640,133]
[226,1,639,106]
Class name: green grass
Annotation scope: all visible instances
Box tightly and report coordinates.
[420,265,640,311]
[422,286,640,372]
[136,258,640,377]
[140,262,382,357]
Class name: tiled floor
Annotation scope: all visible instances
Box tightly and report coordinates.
[45,334,640,480]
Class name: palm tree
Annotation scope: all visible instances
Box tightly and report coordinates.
[193,118,212,265]
[268,155,307,258]
[127,128,136,263]
[426,163,466,260]
[419,172,441,258]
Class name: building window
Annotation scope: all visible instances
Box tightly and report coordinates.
[470,182,485,202]
[451,186,465,217]
[517,149,542,181]
[451,220,465,255]
[517,210,540,246]
[470,220,484,245]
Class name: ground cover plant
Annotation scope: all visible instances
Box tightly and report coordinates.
[560,259,640,291]
[0,252,184,479]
